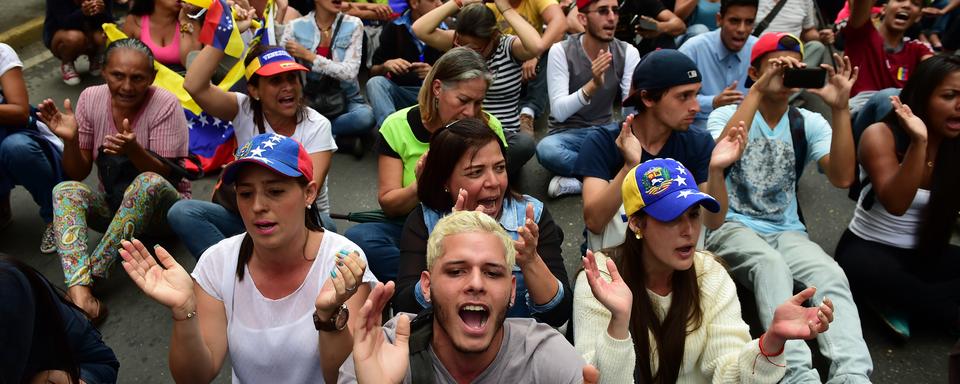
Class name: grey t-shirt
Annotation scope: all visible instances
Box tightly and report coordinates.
[756,0,817,36]
[338,314,585,384]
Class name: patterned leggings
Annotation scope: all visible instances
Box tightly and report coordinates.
[52,172,181,287]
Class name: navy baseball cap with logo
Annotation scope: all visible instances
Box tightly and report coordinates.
[222,133,314,185]
[622,49,702,107]
[622,158,719,222]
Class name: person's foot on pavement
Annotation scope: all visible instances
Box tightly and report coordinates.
[871,301,911,341]
[40,223,57,254]
[548,176,582,198]
[519,113,535,138]
[0,194,11,231]
[61,62,81,86]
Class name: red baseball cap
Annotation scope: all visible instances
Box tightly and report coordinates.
[576,0,597,10]
[750,32,804,66]
[244,47,308,80]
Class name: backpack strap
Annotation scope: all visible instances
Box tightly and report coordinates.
[408,308,436,384]
[787,106,807,223]
[753,0,790,37]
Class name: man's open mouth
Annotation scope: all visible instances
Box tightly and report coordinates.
[459,304,489,331]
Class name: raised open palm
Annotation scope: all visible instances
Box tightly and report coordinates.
[582,250,633,320]
[769,287,834,341]
[119,239,195,312]
[353,282,410,384]
[808,54,859,110]
[36,98,79,142]
[890,95,927,141]
[711,122,747,169]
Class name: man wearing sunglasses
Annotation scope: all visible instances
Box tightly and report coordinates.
[536,0,640,198]
[704,32,874,384]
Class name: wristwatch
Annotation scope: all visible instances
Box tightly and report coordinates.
[314,304,349,332]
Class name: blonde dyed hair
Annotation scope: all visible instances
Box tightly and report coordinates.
[418,47,493,127]
[426,211,516,270]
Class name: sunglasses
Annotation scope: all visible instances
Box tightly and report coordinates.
[583,6,619,15]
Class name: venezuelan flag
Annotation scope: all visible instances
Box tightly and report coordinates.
[185,0,246,58]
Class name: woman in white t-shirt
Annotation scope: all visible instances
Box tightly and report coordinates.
[120,133,376,383]
[170,43,338,260]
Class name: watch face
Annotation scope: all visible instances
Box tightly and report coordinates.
[334,306,349,330]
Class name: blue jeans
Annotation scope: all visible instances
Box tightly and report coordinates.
[852,87,900,144]
[331,100,376,137]
[168,200,337,260]
[344,221,402,282]
[519,54,548,117]
[706,222,873,384]
[0,133,59,223]
[535,123,618,177]
[365,76,420,128]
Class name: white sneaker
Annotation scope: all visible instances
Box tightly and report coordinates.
[61,63,80,86]
[547,176,582,198]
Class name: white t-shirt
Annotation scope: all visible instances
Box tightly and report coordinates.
[0,43,62,151]
[192,231,378,383]
[233,93,337,212]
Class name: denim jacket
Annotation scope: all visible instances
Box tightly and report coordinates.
[281,12,364,102]
[416,195,565,317]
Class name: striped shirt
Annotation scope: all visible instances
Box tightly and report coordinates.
[484,35,523,132]
[76,85,191,197]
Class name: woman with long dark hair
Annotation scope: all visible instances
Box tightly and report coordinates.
[172,42,338,259]
[343,47,507,282]
[392,118,571,326]
[120,134,376,383]
[574,158,835,383]
[836,54,960,339]
[0,256,118,383]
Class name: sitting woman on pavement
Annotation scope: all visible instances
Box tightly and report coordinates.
[392,118,572,326]
[37,38,190,325]
[343,47,507,283]
[413,0,546,180]
[836,54,960,339]
[171,43,337,260]
[122,0,201,69]
[120,133,376,383]
[575,158,835,383]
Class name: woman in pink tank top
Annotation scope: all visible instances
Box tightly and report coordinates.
[122,0,199,68]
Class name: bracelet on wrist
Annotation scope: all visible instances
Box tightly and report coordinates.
[758,333,784,357]
[173,310,197,321]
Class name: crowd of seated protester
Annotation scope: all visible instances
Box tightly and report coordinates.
[2,0,960,381]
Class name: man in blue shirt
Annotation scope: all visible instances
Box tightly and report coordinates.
[679,0,758,131]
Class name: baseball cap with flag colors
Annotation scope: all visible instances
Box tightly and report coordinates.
[244,47,308,80]
[622,158,719,221]
[750,32,804,66]
[222,133,314,185]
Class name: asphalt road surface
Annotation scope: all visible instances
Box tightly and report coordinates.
[1,42,956,382]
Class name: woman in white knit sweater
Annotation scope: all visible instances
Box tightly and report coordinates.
[574,158,836,384]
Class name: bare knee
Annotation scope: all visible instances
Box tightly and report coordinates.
[51,30,88,61]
